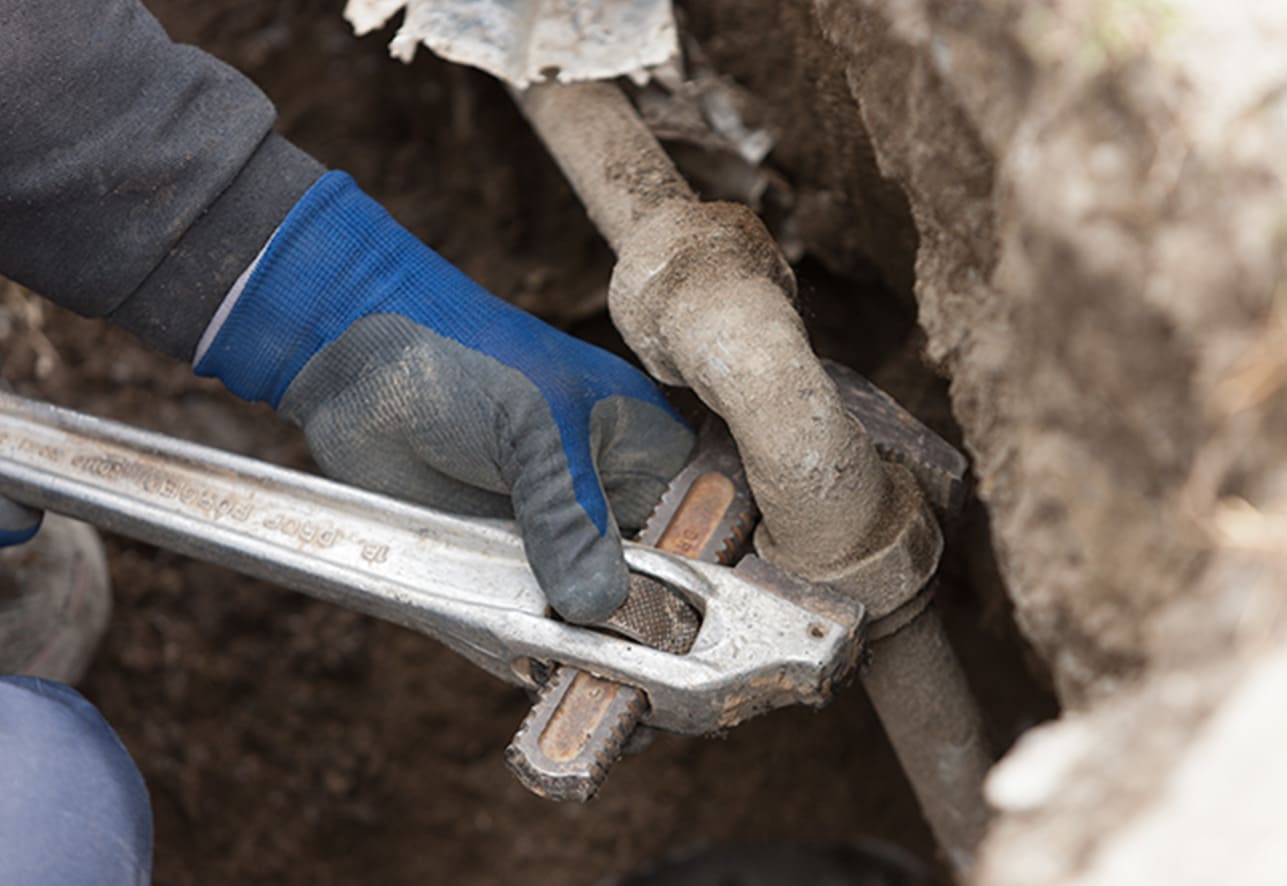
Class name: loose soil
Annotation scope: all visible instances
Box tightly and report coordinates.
[0,2,1054,883]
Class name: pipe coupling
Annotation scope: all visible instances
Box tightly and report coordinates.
[610,200,942,625]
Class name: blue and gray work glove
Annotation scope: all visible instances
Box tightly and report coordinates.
[195,173,693,623]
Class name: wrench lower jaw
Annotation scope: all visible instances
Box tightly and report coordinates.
[504,667,648,802]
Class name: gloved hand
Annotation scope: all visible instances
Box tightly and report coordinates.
[196,173,693,623]
[0,496,41,547]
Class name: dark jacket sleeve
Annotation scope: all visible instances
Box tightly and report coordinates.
[0,0,323,358]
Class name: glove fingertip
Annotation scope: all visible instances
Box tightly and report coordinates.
[0,498,43,548]
[0,520,41,548]
[538,536,630,625]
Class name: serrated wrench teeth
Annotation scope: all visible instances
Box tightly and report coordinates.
[505,670,647,803]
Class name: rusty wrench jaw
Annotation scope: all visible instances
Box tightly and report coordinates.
[504,419,870,802]
[0,377,986,867]
[506,552,868,801]
[506,419,757,802]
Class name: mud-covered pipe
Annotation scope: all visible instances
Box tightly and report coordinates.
[514,82,696,251]
[516,80,991,876]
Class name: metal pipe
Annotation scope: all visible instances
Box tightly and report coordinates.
[514,81,694,251]
[863,609,994,878]
[516,79,994,877]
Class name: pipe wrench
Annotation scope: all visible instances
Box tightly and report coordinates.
[0,363,963,800]
[504,362,966,800]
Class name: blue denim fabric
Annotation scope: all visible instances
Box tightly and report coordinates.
[0,676,152,885]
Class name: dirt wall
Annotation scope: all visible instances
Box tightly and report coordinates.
[688,1,1287,881]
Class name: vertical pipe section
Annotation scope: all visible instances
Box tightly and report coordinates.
[515,81,694,252]
[864,614,994,878]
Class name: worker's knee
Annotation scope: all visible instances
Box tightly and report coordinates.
[0,676,152,885]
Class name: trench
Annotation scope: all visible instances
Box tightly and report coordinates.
[0,2,1060,882]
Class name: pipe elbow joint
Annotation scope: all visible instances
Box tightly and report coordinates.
[608,200,798,386]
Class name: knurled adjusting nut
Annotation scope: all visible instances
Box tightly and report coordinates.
[608,200,797,386]
[755,462,944,642]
